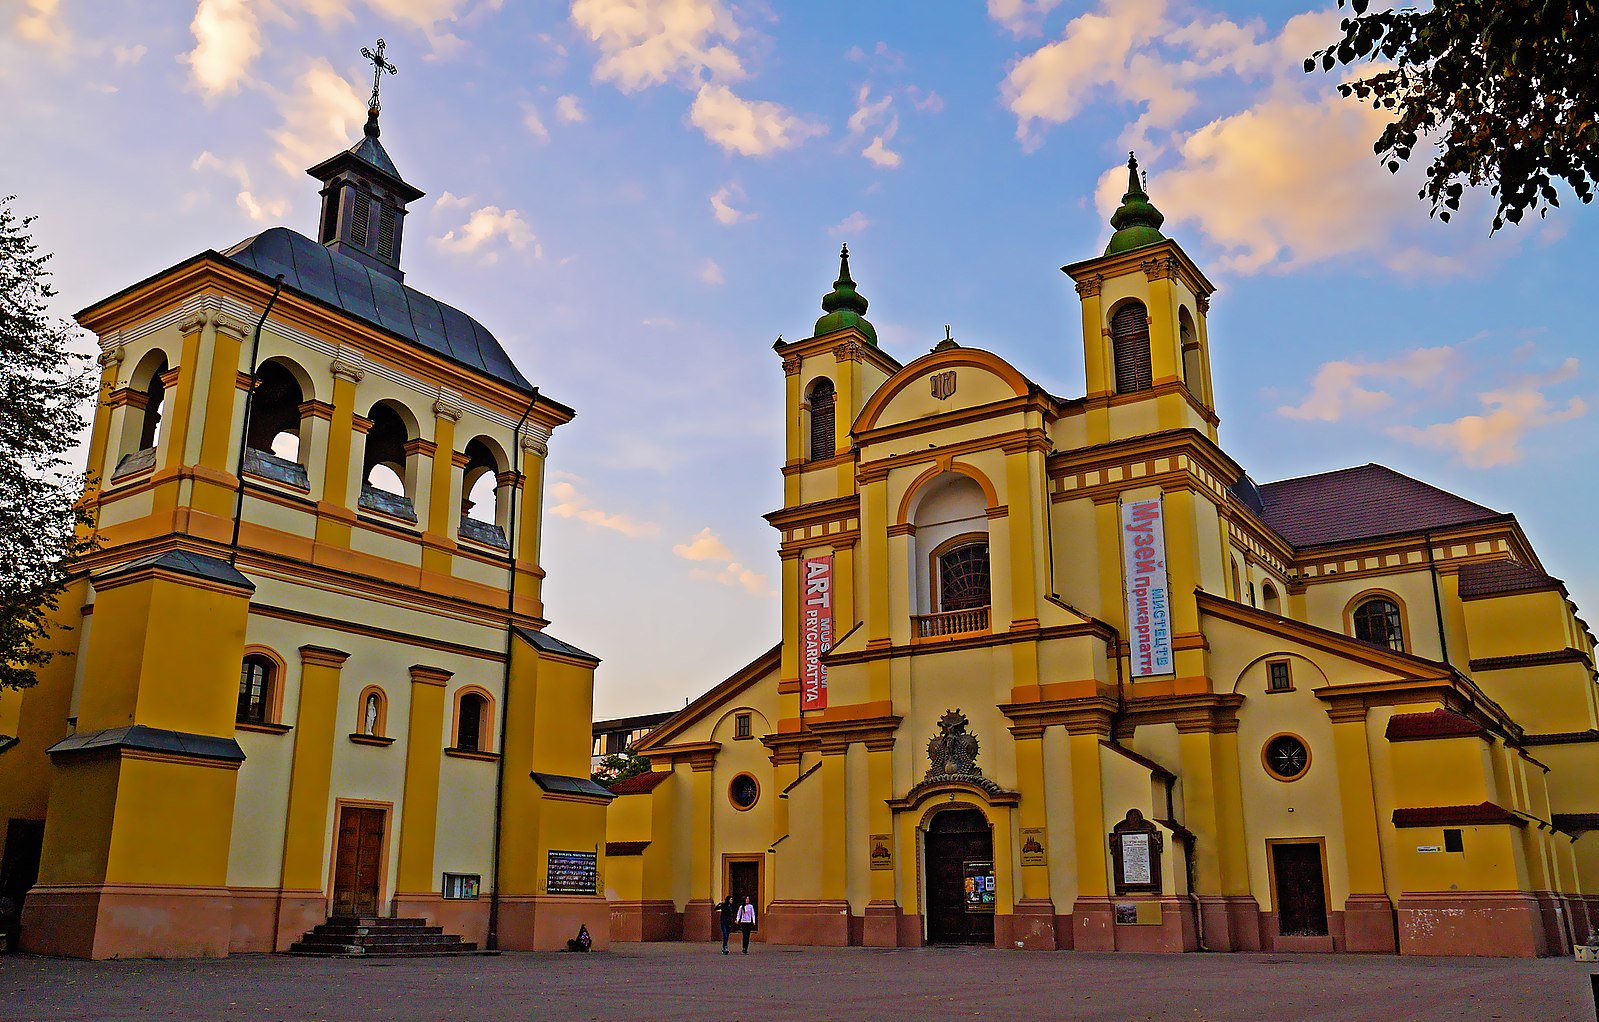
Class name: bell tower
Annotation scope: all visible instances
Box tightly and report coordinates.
[1062,154,1218,447]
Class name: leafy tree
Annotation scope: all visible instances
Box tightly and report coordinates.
[0,197,96,690]
[592,748,652,787]
[1309,0,1599,230]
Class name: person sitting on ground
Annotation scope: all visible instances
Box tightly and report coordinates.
[565,923,592,952]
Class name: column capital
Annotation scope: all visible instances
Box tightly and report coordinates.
[1074,274,1103,298]
[782,354,804,376]
[432,387,465,422]
[330,346,366,384]
[299,644,351,669]
[520,423,552,457]
[408,664,454,687]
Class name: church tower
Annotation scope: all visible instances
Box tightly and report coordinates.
[1062,155,1218,448]
[0,43,611,959]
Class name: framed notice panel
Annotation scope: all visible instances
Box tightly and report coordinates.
[963,860,995,913]
[546,850,598,895]
[1108,809,1163,895]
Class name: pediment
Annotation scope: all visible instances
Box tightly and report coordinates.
[856,347,1037,436]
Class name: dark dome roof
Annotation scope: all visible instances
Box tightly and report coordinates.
[221,227,531,393]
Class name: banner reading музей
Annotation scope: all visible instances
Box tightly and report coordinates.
[800,555,834,709]
[1121,498,1173,678]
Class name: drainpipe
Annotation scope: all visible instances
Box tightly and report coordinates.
[229,275,286,565]
[486,390,538,951]
[1424,531,1450,666]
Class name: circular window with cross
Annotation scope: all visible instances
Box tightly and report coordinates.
[729,774,760,810]
[1262,733,1311,782]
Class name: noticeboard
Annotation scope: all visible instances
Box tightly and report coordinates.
[546,850,598,895]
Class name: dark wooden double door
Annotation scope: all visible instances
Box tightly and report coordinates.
[1272,842,1329,937]
[924,809,994,945]
[332,807,385,917]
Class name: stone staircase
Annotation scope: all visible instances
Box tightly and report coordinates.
[288,915,495,957]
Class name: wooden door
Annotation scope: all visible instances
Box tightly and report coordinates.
[924,809,995,945]
[1272,842,1328,936]
[729,861,760,931]
[332,807,385,917]
[1,819,44,947]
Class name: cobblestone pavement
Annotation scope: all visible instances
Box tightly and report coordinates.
[1,943,1594,1022]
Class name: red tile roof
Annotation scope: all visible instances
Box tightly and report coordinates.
[1392,802,1525,828]
[606,841,651,856]
[1552,814,1599,834]
[1385,709,1487,742]
[1457,559,1563,600]
[1253,464,1502,550]
[606,771,671,795]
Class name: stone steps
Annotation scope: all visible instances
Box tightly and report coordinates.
[287,915,495,958]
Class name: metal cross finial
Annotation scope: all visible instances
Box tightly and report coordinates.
[944,324,952,341]
[361,38,397,112]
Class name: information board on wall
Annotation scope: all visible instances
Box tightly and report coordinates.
[545,850,598,895]
[1120,498,1174,678]
[800,555,834,710]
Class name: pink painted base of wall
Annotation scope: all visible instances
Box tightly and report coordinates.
[862,901,901,947]
[763,900,851,946]
[21,884,232,959]
[1341,895,1397,954]
[1010,899,1060,950]
[896,913,925,947]
[1071,897,1116,951]
[1112,897,1197,953]
[495,894,611,951]
[391,893,490,948]
[1259,911,1344,952]
[270,892,330,952]
[1396,892,1551,957]
[1196,895,1262,951]
[608,900,682,942]
[682,899,715,943]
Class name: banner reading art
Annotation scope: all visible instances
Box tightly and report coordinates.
[1120,498,1174,678]
[800,555,834,710]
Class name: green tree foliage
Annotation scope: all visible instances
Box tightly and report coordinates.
[592,748,652,787]
[0,198,96,690]
[1309,0,1599,230]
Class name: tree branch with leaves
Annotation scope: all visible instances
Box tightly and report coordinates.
[1309,0,1599,230]
[0,197,97,691]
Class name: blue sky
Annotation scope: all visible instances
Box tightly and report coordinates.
[5,1,1595,717]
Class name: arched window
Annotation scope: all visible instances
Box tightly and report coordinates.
[1110,302,1152,394]
[1179,307,1202,396]
[237,654,276,724]
[139,358,167,451]
[1352,598,1405,651]
[1261,581,1281,616]
[459,436,511,548]
[808,378,836,461]
[454,691,490,752]
[246,360,307,464]
[938,541,991,612]
[363,403,411,496]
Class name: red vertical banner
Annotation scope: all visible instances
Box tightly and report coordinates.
[800,555,834,710]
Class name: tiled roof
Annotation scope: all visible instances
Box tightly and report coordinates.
[1253,464,1502,549]
[1457,559,1563,600]
[1392,802,1525,828]
[1552,813,1599,834]
[607,771,671,795]
[1385,709,1487,742]
[606,841,651,856]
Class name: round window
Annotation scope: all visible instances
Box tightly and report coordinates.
[1263,734,1310,781]
[729,774,759,810]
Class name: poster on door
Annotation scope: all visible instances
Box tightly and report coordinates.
[1120,497,1173,678]
[963,860,995,913]
[800,555,834,710]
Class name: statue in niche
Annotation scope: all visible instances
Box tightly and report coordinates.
[925,709,982,780]
[364,693,381,736]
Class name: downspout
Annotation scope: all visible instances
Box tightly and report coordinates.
[1424,531,1450,666]
[229,275,286,565]
[486,390,538,951]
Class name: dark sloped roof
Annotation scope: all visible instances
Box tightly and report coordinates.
[47,725,245,763]
[221,227,532,393]
[1457,559,1564,600]
[514,626,600,664]
[1254,464,1503,549]
[99,549,254,591]
[530,771,614,799]
[1392,801,1525,828]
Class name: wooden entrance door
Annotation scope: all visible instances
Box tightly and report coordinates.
[1,819,44,947]
[924,809,995,945]
[1272,842,1328,936]
[728,860,760,933]
[332,806,385,917]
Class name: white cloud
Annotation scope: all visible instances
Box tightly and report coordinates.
[1387,360,1586,468]
[847,85,893,136]
[522,102,549,141]
[113,44,148,67]
[673,526,732,561]
[906,85,943,113]
[548,480,660,537]
[1277,347,1464,422]
[709,183,750,225]
[192,150,288,222]
[690,561,772,597]
[267,60,366,177]
[555,94,587,123]
[184,0,261,98]
[689,83,825,157]
[570,0,745,92]
[862,122,902,168]
[433,201,539,262]
[829,211,871,236]
[697,258,724,285]
[988,0,1063,36]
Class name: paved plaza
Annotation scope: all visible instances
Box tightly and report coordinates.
[1,943,1595,1021]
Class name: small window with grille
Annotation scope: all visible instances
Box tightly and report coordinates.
[938,542,991,612]
[1110,302,1152,394]
[808,379,836,460]
[735,713,752,739]
[1352,598,1405,651]
[377,203,397,259]
[350,192,370,247]
[1267,661,1292,693]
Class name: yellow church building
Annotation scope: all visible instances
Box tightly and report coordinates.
[0,79,610,959]
[604,158,1599,957]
